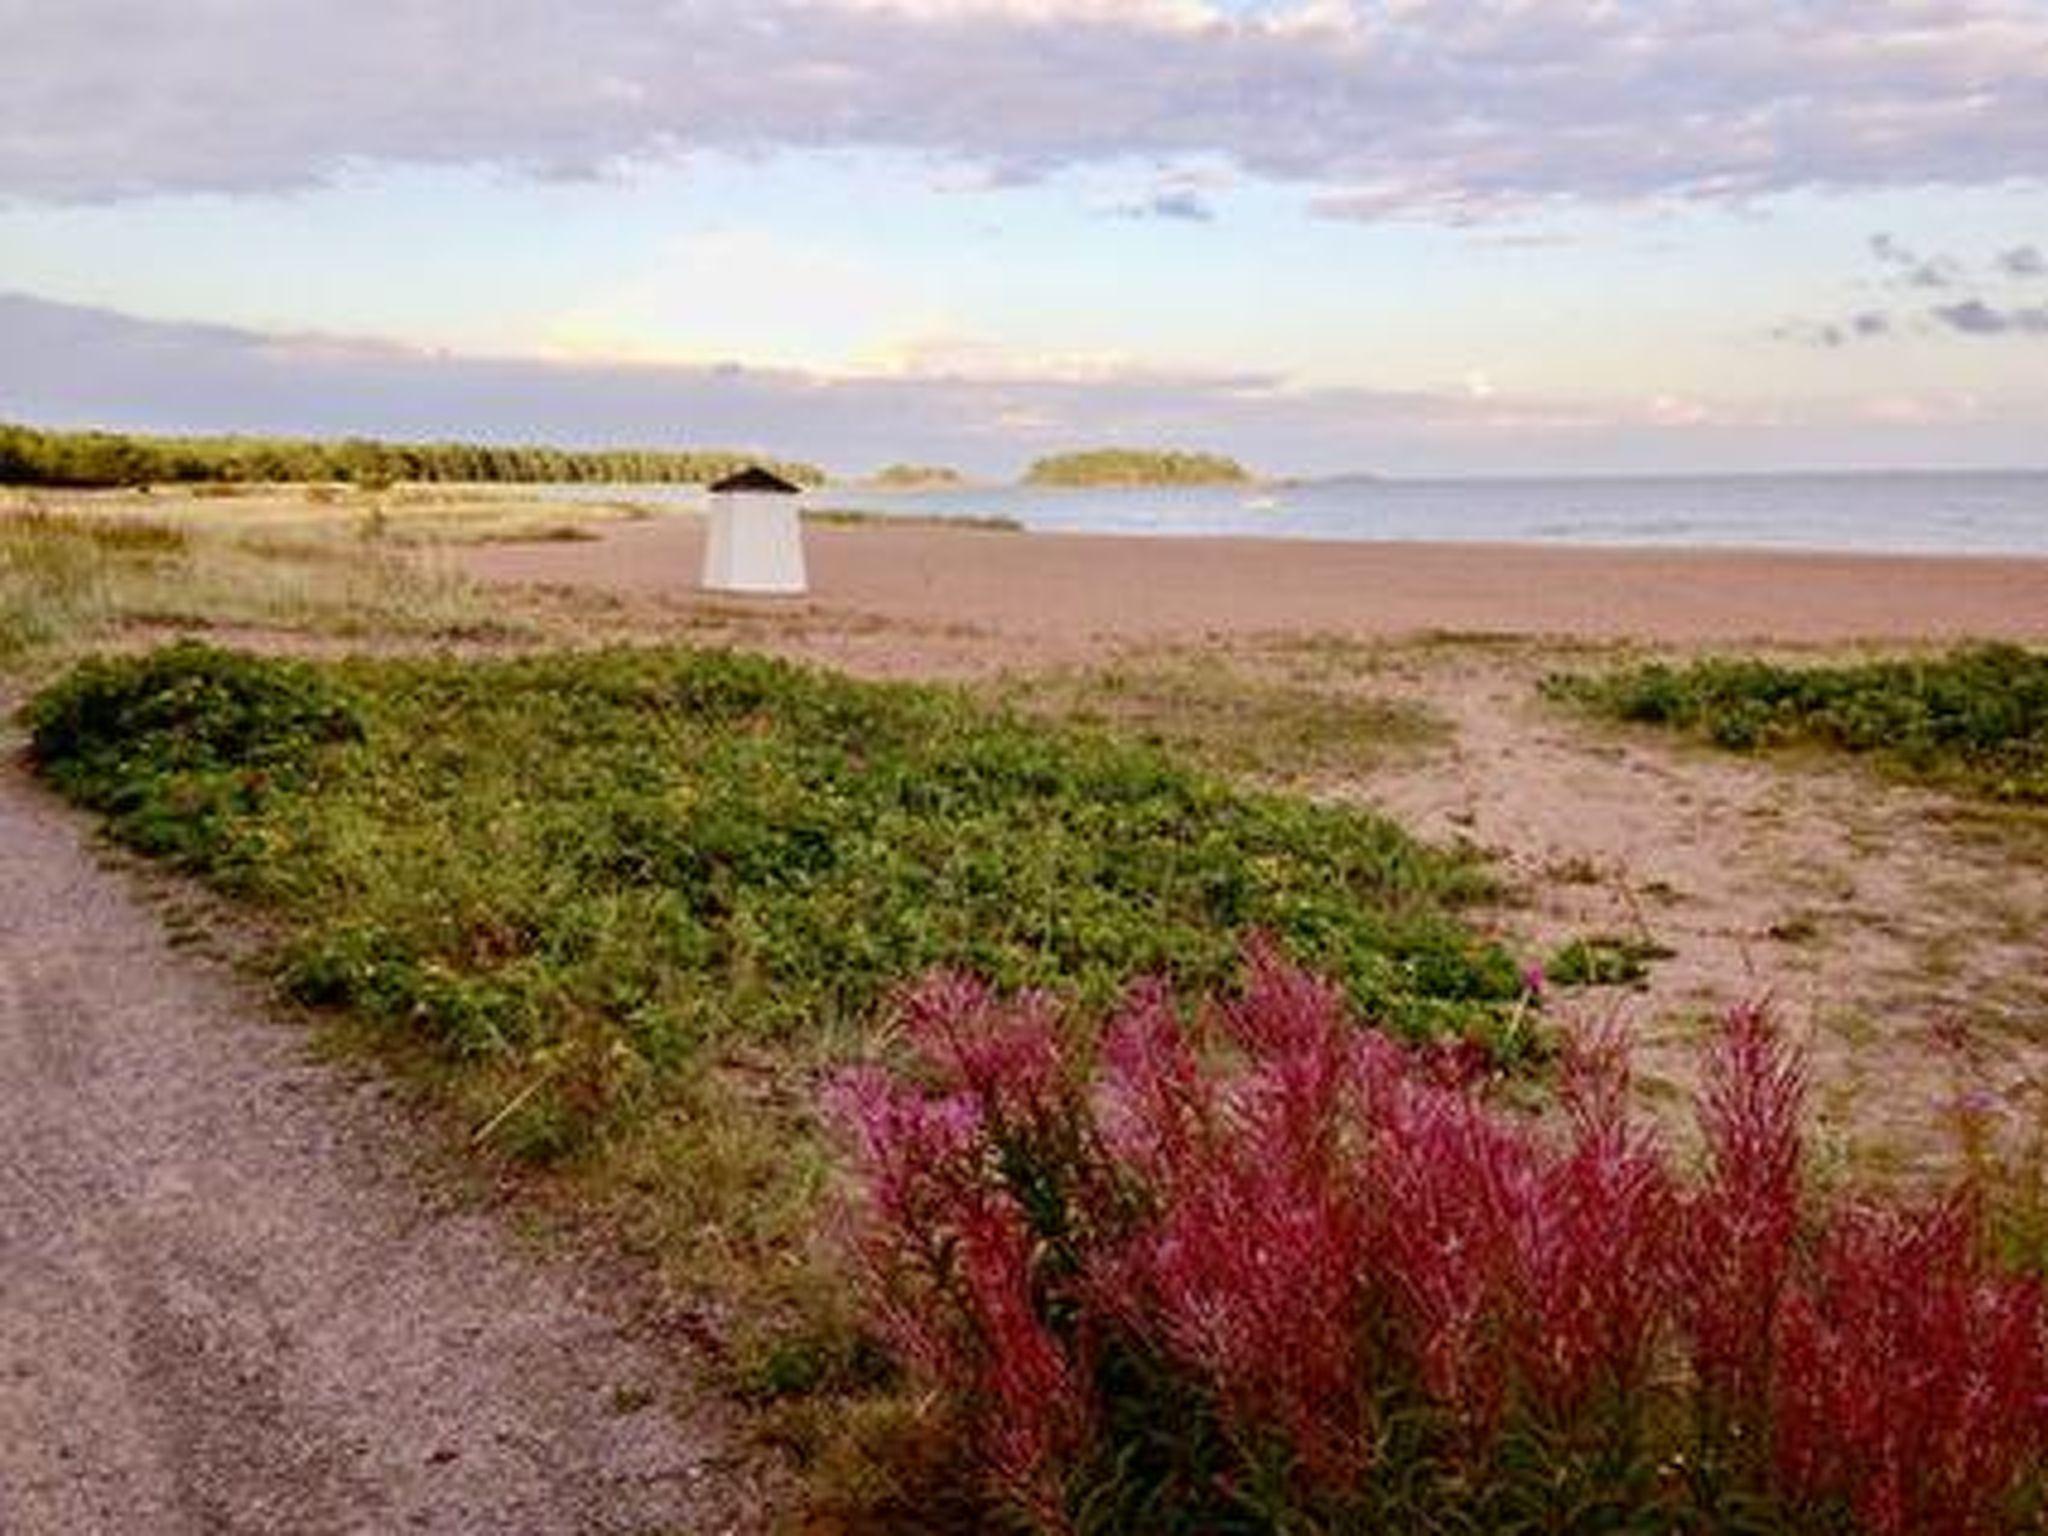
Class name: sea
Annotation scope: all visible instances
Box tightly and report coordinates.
[547,470,2048,557]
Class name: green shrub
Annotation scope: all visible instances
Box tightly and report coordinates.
[1545,933,1673,988]
[24,642,365,878]
[1548,645,2048,800]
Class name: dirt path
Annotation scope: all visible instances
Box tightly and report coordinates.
[0,763,766,1535]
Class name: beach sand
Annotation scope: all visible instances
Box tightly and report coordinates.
[461,516,2048,655]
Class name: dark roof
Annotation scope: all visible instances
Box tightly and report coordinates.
[709,465,804,495]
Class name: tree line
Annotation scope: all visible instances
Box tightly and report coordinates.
[0,422,824,490]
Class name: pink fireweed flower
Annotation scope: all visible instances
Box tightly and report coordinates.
[834,955,2048,1529]
[1371,1076,1537,1440]
[953,1194,1094,1519]
[1771,1198,2048,1536]
[1212,936,1352,1064]
[1685,1004,1805,1425]
[1090,951,1382,1485]
[829,1062,1091,1522]
[895,969,1066,1124]
[1101,1076,1373,1485]
[1510,1114,1679,1421]
[825,1068,989,1372]
[1094,978,1210,1187]
[1558,1016,1635,1136]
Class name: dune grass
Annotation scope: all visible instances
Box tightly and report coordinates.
[0,499,513,672]
[1003,656,1447,784]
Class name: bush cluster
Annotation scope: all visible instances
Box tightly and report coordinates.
[25,642,364,874]
[1550,645,2048,801]
[835,950,2048,1533]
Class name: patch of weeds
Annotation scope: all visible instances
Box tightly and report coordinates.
[1767,913,1822,944]
[737,1324,893,1407]
[32,644,1522,1068]
[1545,932,1675,988]
[1547,644,2048,801]
[1543,852,1606,885]
[491,522,602,543]
[1004,658,1447,783]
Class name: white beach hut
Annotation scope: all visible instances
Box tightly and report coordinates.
[701,465,809,595]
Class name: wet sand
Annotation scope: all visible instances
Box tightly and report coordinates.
[461,518,2048,651]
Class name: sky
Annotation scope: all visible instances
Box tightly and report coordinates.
[1,0,2044,478]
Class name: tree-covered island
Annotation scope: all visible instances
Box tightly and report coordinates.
[1023,447,1252,487]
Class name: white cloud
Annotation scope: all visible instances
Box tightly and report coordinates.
[819,0,1222,29]
[540,228,942,371]
[1,1,2044,216]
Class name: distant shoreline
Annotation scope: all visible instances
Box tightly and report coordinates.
[542,468,2048,560]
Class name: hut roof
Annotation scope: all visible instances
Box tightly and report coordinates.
[709,465,805,495]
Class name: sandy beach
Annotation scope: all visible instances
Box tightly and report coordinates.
[461,517,2048,653]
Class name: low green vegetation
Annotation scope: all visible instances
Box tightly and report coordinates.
[1006,657,1446,783]
[804,507,1021,532]
[867,463,965,488]
[1549,644,2048,801]
[29,644,1521,1091]
[1024,447,1251,487]
[0,420,822,489]
[1545,932,1675,988]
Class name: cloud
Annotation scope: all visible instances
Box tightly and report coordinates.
[1777,309,1893,349]
[2,1,2046,218]
[1780,231,2048,346]
[1931,299,2048,337]
[1110,189,1216,222]
[1997,244,2046,279]
[1868,232,1962,290]
[6,290,2041,475]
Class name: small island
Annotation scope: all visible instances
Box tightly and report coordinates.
[1023,447,1252,488]
[867,462,967,489]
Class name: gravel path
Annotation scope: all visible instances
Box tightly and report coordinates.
[0,760,763,1535]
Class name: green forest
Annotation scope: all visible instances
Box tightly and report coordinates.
[1024,446,1251,487]
[0,422,823,490]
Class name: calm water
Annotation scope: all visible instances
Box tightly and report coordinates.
[551,471,2048,556]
